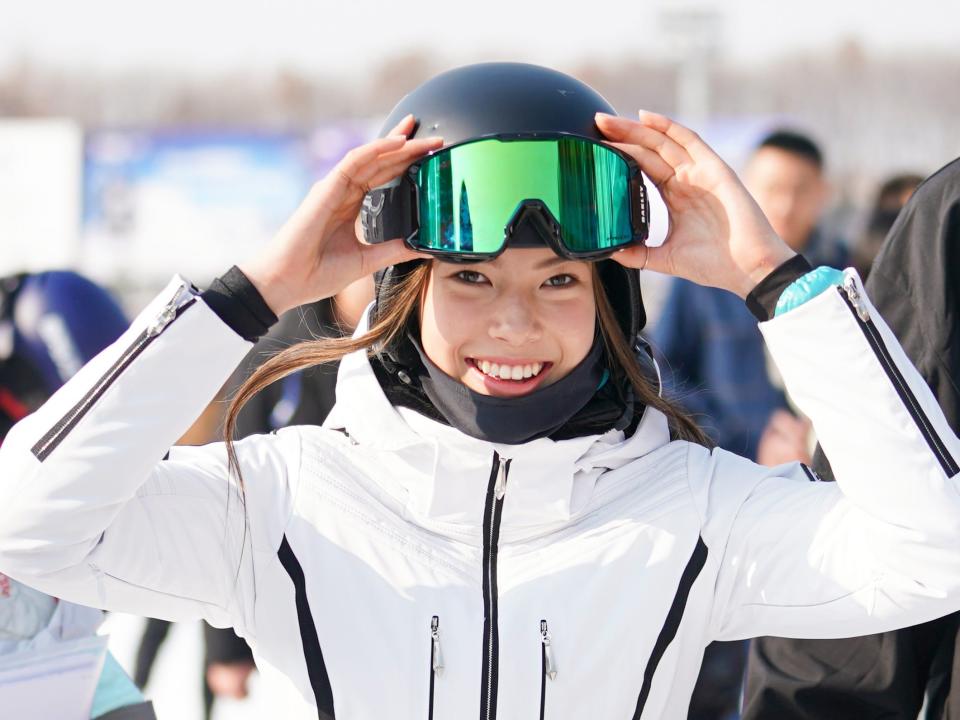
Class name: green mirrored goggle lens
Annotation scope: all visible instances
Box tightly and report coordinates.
[415,137,634,255]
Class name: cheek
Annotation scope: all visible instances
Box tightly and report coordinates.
[546,296,596,365]
[419,278,472,378]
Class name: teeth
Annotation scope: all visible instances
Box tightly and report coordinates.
[475,360,546,381]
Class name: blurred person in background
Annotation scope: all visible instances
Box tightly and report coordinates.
[133,277,372,719]
[651,129,848,720]
[0,270,155,719]
[744,156,960,720]
[851,173,924,280]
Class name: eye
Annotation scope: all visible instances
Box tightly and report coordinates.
[543,273,576,288]
[455,270,489,285]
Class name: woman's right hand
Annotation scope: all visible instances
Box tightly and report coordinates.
[239,115,442,316]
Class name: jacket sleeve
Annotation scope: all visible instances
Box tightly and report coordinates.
[695,268,960,642]
[0,277,298,643]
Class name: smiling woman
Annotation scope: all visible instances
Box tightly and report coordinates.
[2,62,960,720]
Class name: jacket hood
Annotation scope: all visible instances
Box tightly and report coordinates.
[323,306,671,533]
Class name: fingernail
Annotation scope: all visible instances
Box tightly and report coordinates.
[595,112,615,120]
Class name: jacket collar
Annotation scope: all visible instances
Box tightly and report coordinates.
[324,308,671,530]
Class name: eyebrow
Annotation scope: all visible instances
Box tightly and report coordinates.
[533,255,574,270]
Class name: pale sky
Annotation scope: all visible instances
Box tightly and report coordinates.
[1,0,958,78]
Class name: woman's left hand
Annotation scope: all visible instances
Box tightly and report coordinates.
[596,111,795,299]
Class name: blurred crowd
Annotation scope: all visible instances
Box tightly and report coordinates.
[0,113,956,720]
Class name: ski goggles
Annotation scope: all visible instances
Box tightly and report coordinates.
[360,135,649,261]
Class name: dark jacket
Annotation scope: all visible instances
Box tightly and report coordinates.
[744,157,960,720]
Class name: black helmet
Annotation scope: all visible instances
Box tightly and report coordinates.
[369,62,646,343]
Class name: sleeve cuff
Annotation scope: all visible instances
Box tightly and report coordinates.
[201,266,278,342]
[773,266,846,317]
[745,254,813,321]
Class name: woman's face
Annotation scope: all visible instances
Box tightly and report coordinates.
[419,248,597,398]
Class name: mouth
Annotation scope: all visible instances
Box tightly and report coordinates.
[465,357,553,396]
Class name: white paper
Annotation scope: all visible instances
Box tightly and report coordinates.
[0,634,107,720]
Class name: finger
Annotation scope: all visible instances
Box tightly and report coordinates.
[596,113,692,169]
[351,136,444,191]
[335,135,410,192]
[638,243,672,275]
[385,113,416,138]
[373,136,444,171]
[636,110,712,162]
[357,142,444,194]
[605,141,675,188]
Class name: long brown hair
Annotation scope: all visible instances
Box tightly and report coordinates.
[224,261,708,484]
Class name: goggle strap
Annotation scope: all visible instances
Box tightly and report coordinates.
[361,179,417,245]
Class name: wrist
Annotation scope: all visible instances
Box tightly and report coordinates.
[202,266,279,342]
[745,254,813,321]
[736,245,797,299]
[237,260,295,316]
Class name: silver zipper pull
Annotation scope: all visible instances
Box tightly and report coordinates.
[843,274,870,323]
[431,615,444,676]
[541,620,557,681]
[147,284,191,337]
[494,457,509,500]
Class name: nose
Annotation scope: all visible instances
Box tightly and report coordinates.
[487,294,542,346]
[768,190,799,220]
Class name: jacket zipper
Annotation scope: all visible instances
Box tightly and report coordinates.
[31,284,198,461]
[838,278,959,477]
[539,619,556,720]
[479,452,509,720]
[429,615,443,720]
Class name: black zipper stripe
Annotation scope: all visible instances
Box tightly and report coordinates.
[633,536,708,719]
[278,535,336,719]
[30,298,197,461]
[837,287,960,477]
[479,453,507,720]
[540,622,547,720]
[800,464,818,482]
[429,616,437,720]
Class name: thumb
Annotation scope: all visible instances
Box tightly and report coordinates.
[611,243,672,276]
[358,237,429,276]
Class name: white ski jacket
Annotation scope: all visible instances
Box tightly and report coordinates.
[1,269,960,720]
